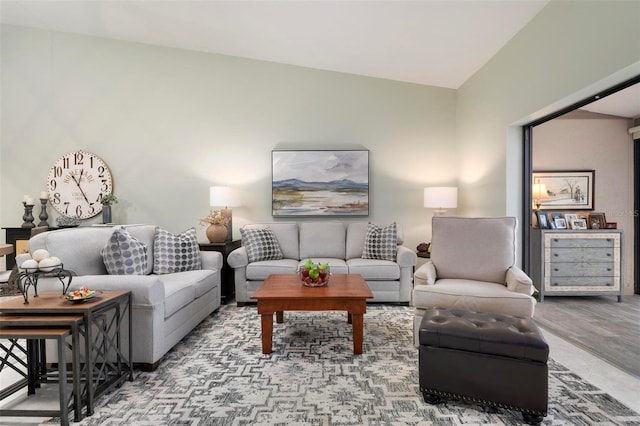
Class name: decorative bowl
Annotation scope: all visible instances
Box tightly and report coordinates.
[298,260,330,287]
[64,287,101,302]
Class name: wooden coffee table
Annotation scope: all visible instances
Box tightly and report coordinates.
[251,274,374,355]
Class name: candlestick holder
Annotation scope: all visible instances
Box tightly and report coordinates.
[38,198,50,227]
[21,202,35,228]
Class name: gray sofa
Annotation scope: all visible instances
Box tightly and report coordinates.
[16,224,222,370]
[228,221,417,305]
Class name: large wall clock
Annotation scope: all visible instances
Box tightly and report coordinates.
[47,150,114,219]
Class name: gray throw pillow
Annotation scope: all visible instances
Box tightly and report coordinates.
[153,227,202,274]
[362,222,398,261]
[102,227,148,275]
[240,227,283,263]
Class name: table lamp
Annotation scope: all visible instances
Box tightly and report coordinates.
[424,187,458,215]
[532,183,549,210]
[210,186,241,241]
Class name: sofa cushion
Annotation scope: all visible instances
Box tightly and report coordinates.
[161,279,196,318]
[413,278,535,318]
[347,258,400,280]
[431,217,516,284]
[299,222,346,259]
[153,227,202,274]
[101,227,148,275]
[158,269,217,299]
[243,223,299,260]
[362,222,397,261]
[240,227,284,263]
[246,259,299,280]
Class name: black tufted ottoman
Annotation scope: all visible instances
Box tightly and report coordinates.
[419,307,549,425]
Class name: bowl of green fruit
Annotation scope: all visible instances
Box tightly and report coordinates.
[298,259,330,287]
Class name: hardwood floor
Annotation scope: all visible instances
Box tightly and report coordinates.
[534,294,640,378]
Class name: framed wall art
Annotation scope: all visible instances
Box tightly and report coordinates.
[532,170,594,210]
[272,149,369,216]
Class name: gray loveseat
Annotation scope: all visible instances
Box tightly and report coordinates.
[16,224,222,370]
[228,221,417,305]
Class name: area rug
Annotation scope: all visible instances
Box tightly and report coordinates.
[50,305,639,425]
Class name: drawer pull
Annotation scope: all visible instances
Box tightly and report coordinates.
[554,253,559,257]
[553,268,559,272]
[606,253,611,257]
[607,268,612,271]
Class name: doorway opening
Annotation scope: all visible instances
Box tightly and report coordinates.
[522,75,640,296]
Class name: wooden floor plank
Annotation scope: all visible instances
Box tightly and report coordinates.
[534,294,640,378]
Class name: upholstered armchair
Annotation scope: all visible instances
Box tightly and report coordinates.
[413,216,536,344]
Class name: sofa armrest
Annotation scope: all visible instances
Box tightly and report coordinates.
[396,245,417,268]
[227,246,248,268]
[506,266,536,296]
[414,260,437,286]
[200,250,223,271]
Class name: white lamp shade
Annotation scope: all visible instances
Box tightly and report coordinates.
[532,183,549,201]
[209,186,241,207]
[424,187,458,209]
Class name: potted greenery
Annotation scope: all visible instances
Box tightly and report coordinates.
[100,193,118,224]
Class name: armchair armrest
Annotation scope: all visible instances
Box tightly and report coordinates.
[414,260,437,286]
[396,245,418,267]
[227,246,248,268]
[506,266,536,296]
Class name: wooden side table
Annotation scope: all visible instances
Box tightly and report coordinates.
[199,240,241,304]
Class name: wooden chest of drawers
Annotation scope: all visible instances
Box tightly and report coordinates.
[530,230,623,302]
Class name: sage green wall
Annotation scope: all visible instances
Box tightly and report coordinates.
[457,0,640,217]
[456,0,640,284]
[0,25,456,258]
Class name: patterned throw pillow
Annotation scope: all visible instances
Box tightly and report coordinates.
[240,227,283,263]
[362,222,398,261]
[102,227,148,275]
[153,227,202,274]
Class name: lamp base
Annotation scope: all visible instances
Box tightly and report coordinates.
[223,207,233,241]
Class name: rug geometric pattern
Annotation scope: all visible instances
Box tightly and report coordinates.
[48,305,640,425]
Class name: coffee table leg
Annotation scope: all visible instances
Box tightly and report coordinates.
[276,311,284,323]
[351,313,363,355]
[261,313,273,354]
[347,312,352,324]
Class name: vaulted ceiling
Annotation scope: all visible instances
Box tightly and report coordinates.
[1,0,637,117]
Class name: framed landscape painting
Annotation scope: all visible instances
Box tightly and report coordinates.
[532,170,594,210]
[272,150,369,216]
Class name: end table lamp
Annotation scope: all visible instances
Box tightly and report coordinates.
[532,183,549,210]
[210,186,241,241]
[424,186,458,215]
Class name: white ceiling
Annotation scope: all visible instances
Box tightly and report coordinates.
[0,0,549,89]
[1,0,637,117]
